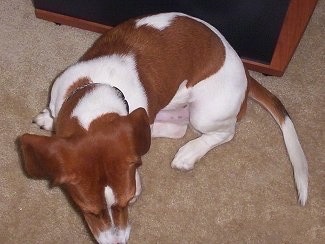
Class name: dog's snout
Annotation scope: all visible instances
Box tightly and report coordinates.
[96,225,131,244]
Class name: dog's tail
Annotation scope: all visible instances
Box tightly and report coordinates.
[247,74,308,205]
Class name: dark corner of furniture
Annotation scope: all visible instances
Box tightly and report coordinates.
[33,0,318,76]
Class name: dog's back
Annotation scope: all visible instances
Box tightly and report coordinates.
[81,13,229,120]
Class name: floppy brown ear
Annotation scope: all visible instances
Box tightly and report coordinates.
[19,134,67,183]
[127,108,151,156]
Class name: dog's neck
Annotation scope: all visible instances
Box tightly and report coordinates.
[49,55,148,119]
[111,86,129,114]
[65,83,130,114]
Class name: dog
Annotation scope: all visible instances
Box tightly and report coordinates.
[19,12,308,244]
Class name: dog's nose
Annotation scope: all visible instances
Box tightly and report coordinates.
[96,225,131,244]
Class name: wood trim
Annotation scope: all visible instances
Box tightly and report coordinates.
[244,0,318,76]
[242,58,283,76]
[35,0,318,76]
[269,0,318,75]
[35,9,111,33]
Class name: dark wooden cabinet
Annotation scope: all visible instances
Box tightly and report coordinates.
[33,0,318,76]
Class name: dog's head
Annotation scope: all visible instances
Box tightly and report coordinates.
[19,108,150,243]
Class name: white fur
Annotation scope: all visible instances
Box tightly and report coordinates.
[36,54,148,130]
[135,12,183,30]
[281,116,308,205]
[52,54,147,116]
[33,108,54,131]
[71,85,128,130]
[146,13,247,170]
[161,80,192,110]
[171,130,235,170]
[104,186,116,226]
[134,169,142,199]
[100,186,130,244]
[130,169,142,204]
[104,186,116,209]
[97,225,131,244]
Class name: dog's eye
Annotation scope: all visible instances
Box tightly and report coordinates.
[87,208,107,218]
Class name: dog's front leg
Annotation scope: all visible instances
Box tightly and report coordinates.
[32,108,54,131]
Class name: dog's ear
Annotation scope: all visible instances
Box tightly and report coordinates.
[126,108,151,156]
[19,134,68,184]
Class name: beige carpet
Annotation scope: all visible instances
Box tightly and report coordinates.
[1,1,324,243]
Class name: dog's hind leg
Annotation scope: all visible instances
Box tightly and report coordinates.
[171,118,236,170]
[32,108,54,131]
[171,52,247,170]
[170,93,242,170]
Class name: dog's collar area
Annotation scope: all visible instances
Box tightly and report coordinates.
[65,83,97,102]
[65,83,129,114]
[112,86,130,114]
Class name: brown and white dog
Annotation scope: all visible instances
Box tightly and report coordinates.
[19,13,308,244]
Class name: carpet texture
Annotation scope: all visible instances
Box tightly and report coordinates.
[1,1,324,243]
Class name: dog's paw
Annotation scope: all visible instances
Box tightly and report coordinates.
[32,108,54,131]
[171,146,197,171]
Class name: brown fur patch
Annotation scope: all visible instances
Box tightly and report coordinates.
[64,77,92,101]
[56,85,94,137]
[248,74,288,125]
[81,15,225,122]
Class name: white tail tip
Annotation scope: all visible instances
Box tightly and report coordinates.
[281,117,308,205]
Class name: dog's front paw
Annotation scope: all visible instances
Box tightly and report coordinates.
[32,108,54,131]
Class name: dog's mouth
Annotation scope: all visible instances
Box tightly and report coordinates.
[83,206,131,244]
[96,225,131,244]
